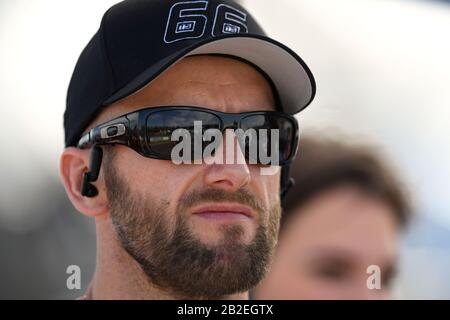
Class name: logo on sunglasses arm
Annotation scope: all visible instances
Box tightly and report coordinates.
[170,121,280,176]
[164,1,248,43]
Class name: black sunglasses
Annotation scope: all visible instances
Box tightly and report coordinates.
[78,106,299,166]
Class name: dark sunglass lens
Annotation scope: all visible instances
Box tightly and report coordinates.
[240,114,296,164]
[146,109,221,159]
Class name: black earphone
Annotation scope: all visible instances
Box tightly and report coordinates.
[81,145,103,197]
[280,164,295,199]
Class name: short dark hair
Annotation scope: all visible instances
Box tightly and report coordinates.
[282,135,412,229]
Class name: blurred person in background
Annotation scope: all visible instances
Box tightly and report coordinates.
[253,135,411,300]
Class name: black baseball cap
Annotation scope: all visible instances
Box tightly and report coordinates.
[64,0,316,147]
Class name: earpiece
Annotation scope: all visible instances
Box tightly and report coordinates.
[280,164,295,199]
[81,145,103,197]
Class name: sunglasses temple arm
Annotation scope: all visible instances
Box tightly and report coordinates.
[77,132,92,149]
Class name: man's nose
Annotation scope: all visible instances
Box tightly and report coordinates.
[203,129,251,192]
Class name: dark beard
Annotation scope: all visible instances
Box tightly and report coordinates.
[103,152,281,299]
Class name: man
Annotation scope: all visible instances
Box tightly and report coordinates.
[60,0,315,300]
[253,136,411,299]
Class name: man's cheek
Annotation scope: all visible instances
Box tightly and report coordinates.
[261,173,281,204]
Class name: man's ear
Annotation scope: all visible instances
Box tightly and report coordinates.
[59,147,108,217]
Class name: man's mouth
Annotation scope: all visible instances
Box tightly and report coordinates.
[191,203,254,222]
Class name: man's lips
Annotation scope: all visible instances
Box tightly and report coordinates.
[191,203,254,221]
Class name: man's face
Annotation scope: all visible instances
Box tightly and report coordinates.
[96,55,282,298]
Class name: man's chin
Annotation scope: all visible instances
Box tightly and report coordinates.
[189,220,257,246]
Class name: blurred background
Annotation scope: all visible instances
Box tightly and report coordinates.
[0,0,449,299]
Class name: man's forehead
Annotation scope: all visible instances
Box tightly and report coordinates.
[89,55,276,127]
